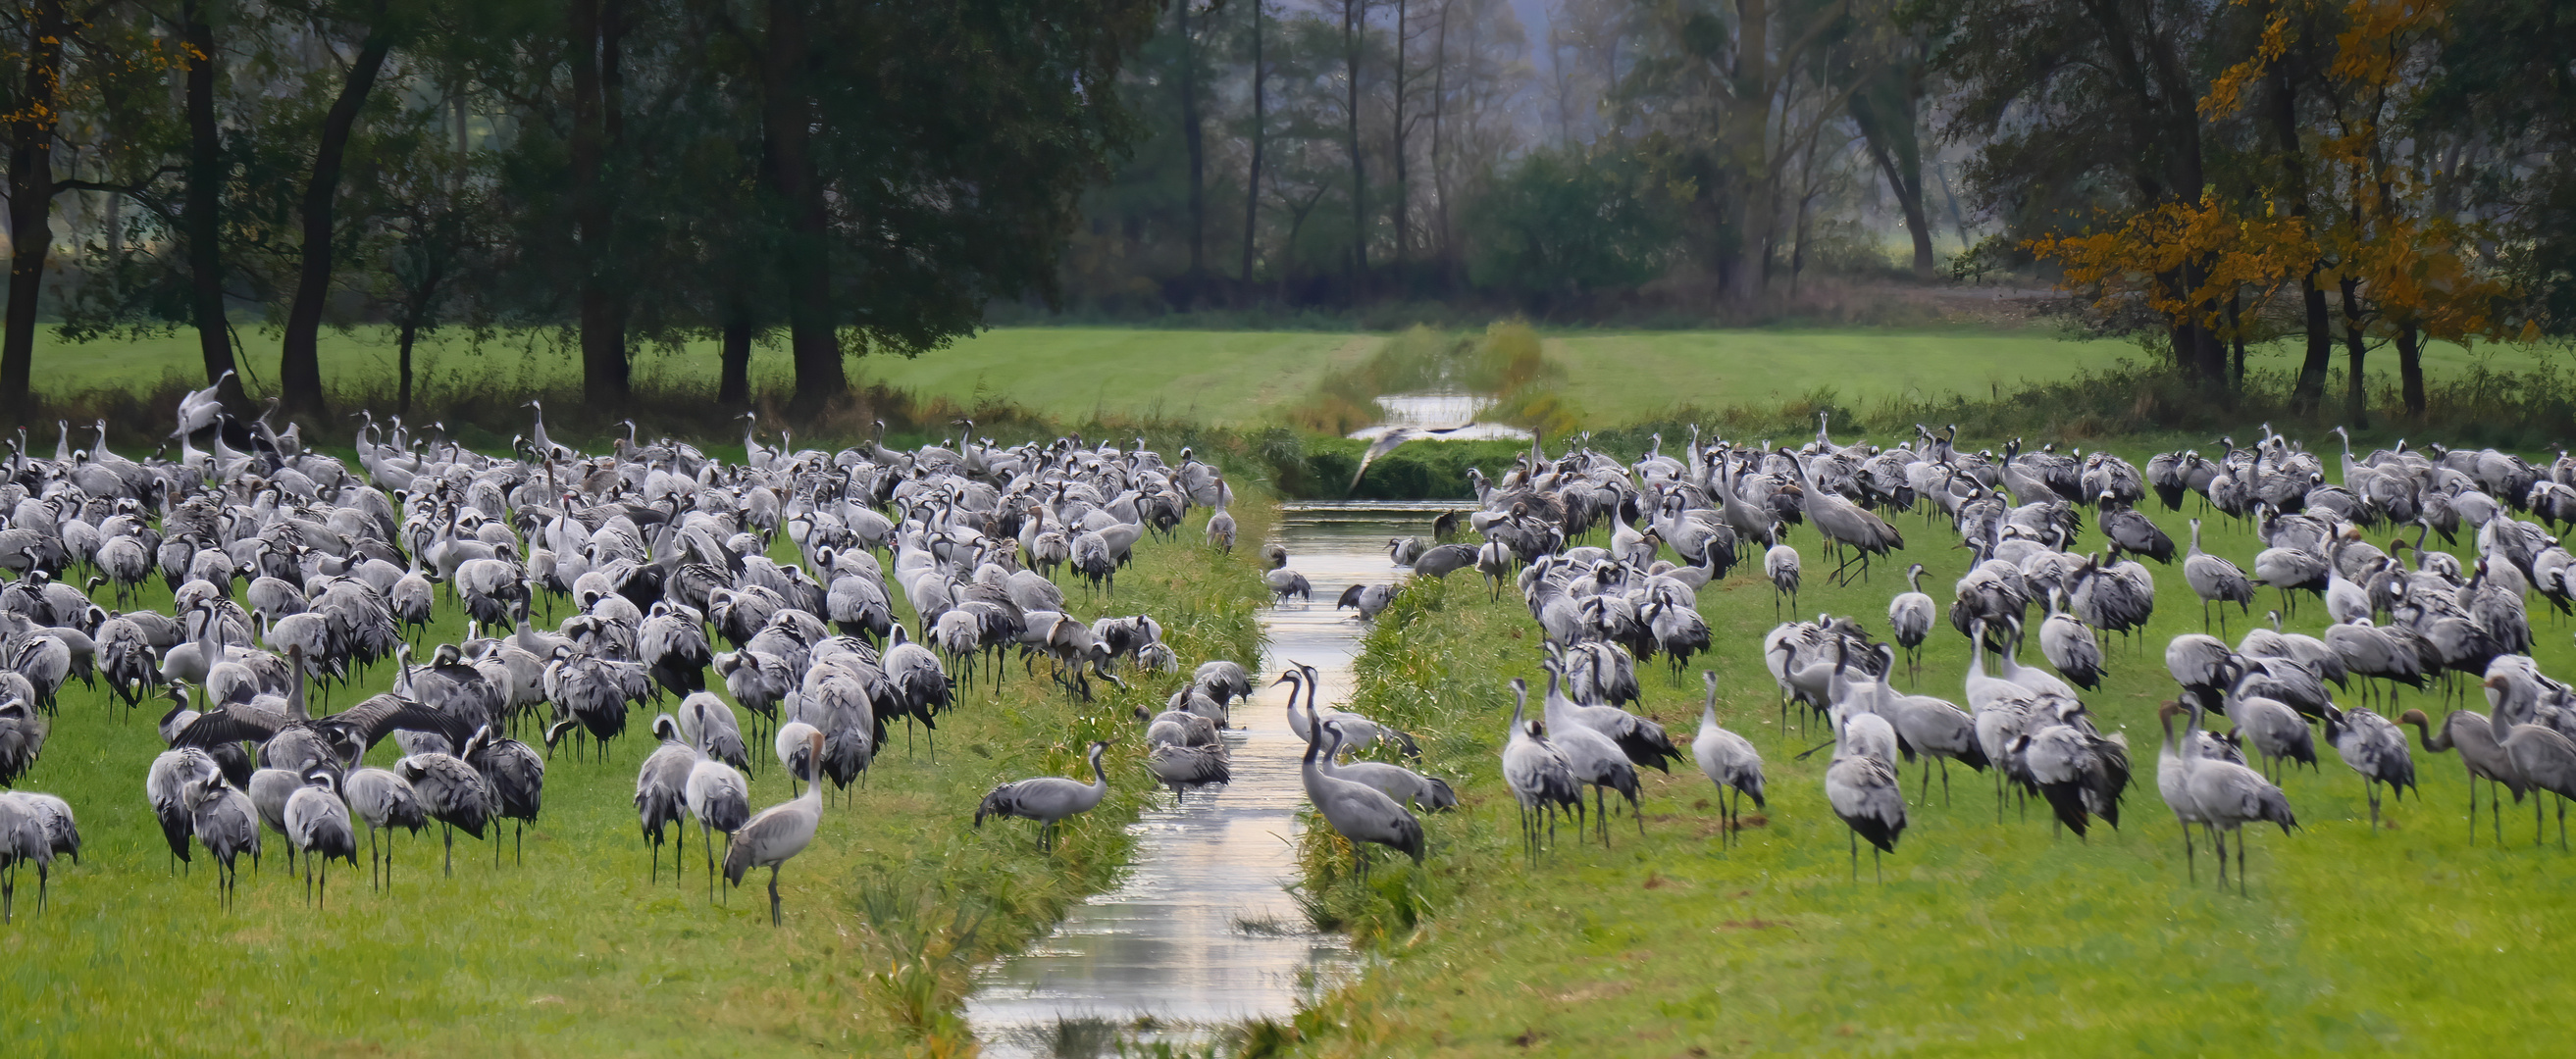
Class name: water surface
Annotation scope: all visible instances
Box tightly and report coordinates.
[965,502,1455,1056]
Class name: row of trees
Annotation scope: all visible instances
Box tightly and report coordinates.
[1070,0,1950,312]
[0,0,1162,418]
[3,0,2565,421]
[1075,0,2575,412]
[1939,0,2572,417]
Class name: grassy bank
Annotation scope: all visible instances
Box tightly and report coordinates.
[1276,463,2576,1056]
[0,498,1270,1055]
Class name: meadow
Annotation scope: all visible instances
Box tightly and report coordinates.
[0,495,1270,1056]
[16,325,2576,1056]
[1537,330,2555,424]
[1270,457,2576,1057]
[22,328,1372,428]
[28,325,2551,454]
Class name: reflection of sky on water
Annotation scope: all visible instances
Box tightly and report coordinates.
[967,502,1457,1057]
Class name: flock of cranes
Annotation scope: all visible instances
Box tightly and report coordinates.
[8,372,2576,947]
[0,380,1273,926]
[1268,420,2576,893]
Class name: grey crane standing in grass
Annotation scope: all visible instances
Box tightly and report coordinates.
[0,792,75,909]
[2399,708,2518,845]
[2160,701,2297,894]
[147,746,218,875]
[2483,674,2576,849]
[466,726,545,866]
[1298,691,1425,881]
[685,736,751,902]
[1692,672,1765,848]
[1783,446,1906,583]
[1538,659,1644,843]
[283,768,358,908]
[637,715,696,883]
[774,720,821,798]
[724,729,828,926]
[341,766,427,891]
[1766,535,1801,618]
[2156,699,2212,882]
[1207,504,1237,552]
[1888,564,1934,682]
[2323,703,2415,832]
[1502,678,1582,864]
[975,740,1112,852]
[397,748,493,878]
[1825,700,1906,882]
[2037,588,2104,691]
[2229,683,2317,782]
[2185,519,2255,635]
[0,794,50,922]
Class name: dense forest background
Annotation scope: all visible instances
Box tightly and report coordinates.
[0,0,2570,423]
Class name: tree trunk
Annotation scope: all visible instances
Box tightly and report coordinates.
[718,313,752,405]
[278,24,396,418]
[1847,84,1933,278]
[2341,277,2368,427]
[2395,322,2425,419]
[1177,0,1204,294]
[1861,138,1933,278]
[2184,258,2228,386]
[2264,37,2331,414]
[764,0,844,413]
[2228,288,2246,385]
[1343,0,1367,287]
[569,0,628,405]
[181,1,245,406]
[1390,0,1409,266]
[395,315,418,418]
[1726,0,1773,305]
[1429,0,1452,288]
[2,0,67,421]
[1240,0,1263,284]
[2292,270,2332,412]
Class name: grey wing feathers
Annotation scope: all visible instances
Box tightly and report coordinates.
[326,693,477,753]
[172,710,287,748]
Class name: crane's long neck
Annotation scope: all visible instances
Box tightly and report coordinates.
[1088,748,1108,791]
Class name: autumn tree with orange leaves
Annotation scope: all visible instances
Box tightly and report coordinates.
[2027,0,2517,423]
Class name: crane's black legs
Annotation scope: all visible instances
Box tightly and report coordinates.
[702,821,717,902]
[767,865,784,927]
[2181,820,2195,883]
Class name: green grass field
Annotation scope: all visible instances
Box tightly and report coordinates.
[24,328,1375,428]
[1539,329,2557,424]
[26,324,2559,438]
[0,502,1268,1055]
[1267,471,2576,1056]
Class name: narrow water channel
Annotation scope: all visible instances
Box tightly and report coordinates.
[965,502,1450,1057]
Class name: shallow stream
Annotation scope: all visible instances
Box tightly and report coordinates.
[965,502,1454,1056]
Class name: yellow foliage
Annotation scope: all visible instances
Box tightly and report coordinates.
[2038,0,2514,350]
